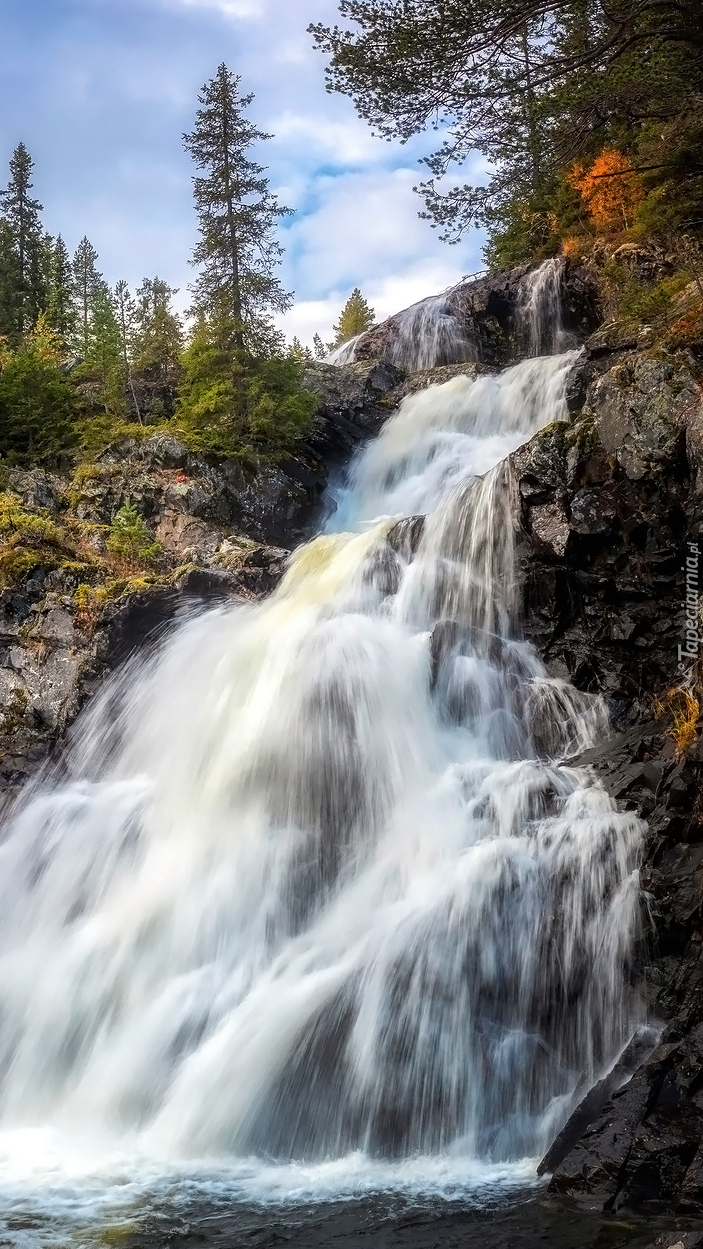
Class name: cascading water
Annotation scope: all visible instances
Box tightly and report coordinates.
[516,259,569,357]
[0,349,643,1238]
[328,260,570,373]
[326,291,472,372]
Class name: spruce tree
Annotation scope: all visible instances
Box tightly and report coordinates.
[72,237,102,358]
[131,277,183,421]
[46,236,76,347]
[87,284,123,410]
[332,288,375,346]
[132,278,183,378]
[0,144,45,341]
[0,219,20,344]
[0,313,76,462]
[183,63,293,355]
[114,279,141,423]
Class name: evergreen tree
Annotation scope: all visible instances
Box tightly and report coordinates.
[130,277,184,421]
[0,219,20,344]
[114,279,141,423]
[87,284,123,409]
[0,144,45,341]
[313,333,328,360]
[332,288,375,346]
[46,236,76,347]
[71,237,102,357]
[310,0,703,260]
[0,313,76,462]
[288,336,314,365]
[183,63,293,356]
[177,315,318,455]
[132,278,183,379]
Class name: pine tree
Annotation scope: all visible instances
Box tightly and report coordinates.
[183,63,293,356]
[72,237,102,358]
[312,333,328,360]
[131,277,184,421]
[0,219,20,344]
[0,313,76,462]
[332,288,375,346]
[114,279,141,423]
[0,144,45,341]
[46,236,76,347]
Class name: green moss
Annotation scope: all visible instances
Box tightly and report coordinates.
[0,547,57,589]
[0,494,62,545]
[1,685,28,734]
[568,410,601,452]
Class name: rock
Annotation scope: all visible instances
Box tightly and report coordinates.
[138,433,189,469]
[587,354,697,480]
[303,359,405,456]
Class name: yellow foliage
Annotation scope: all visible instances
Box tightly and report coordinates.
[653,683,701,754]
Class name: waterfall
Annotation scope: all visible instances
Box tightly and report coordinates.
[326,334,364,366]
[0,352,642,1216]
[385,295,472,371]
[327,262,572,374]
[326,293,472,372]
[516,259,568,357]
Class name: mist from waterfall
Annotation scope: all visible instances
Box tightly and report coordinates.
[0,343,642,1236]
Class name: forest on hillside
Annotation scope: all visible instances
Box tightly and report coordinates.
[1,0,703,471]
[0,65,381,470]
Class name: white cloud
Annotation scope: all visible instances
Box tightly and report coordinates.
[176,0,264,17]
[276,164,485,346]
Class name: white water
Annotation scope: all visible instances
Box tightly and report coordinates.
[0,352,642,1241]
[517,259,569,357]
[326,294,470,372]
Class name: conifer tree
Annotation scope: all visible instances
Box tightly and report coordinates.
[72,237,102,358]
[131,277,183,421]
[332,288,375,346]
[313,333,327,360]
[183,63,293,355]
[114,279,141,423]
[86,284,123,410]
[0,313,76,461]
[132,278,183,379]
[46,236,76,347]
[0,144,45,340]
[0,219,20,344]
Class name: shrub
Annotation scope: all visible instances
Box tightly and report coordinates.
[106,500,161,568]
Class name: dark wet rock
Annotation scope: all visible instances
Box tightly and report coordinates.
[303,359,405,456]
[514,341,703,1216]
[512,359,697,717]
[587,355,696,481]
[387,515,426,559]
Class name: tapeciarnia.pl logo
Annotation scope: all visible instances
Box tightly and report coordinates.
[678,541,700,681]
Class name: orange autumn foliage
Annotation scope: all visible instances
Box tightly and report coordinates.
[568,149,645,231]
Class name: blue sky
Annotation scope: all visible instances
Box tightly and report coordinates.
[0,0,485,345]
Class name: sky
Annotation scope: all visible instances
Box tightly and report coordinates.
[0,0,486,346]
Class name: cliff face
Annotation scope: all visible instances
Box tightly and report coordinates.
[512,339,703,1216]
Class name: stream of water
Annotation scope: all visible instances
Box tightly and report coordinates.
[0,318,646,1245]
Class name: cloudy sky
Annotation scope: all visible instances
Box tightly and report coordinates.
[1,0,485,345]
